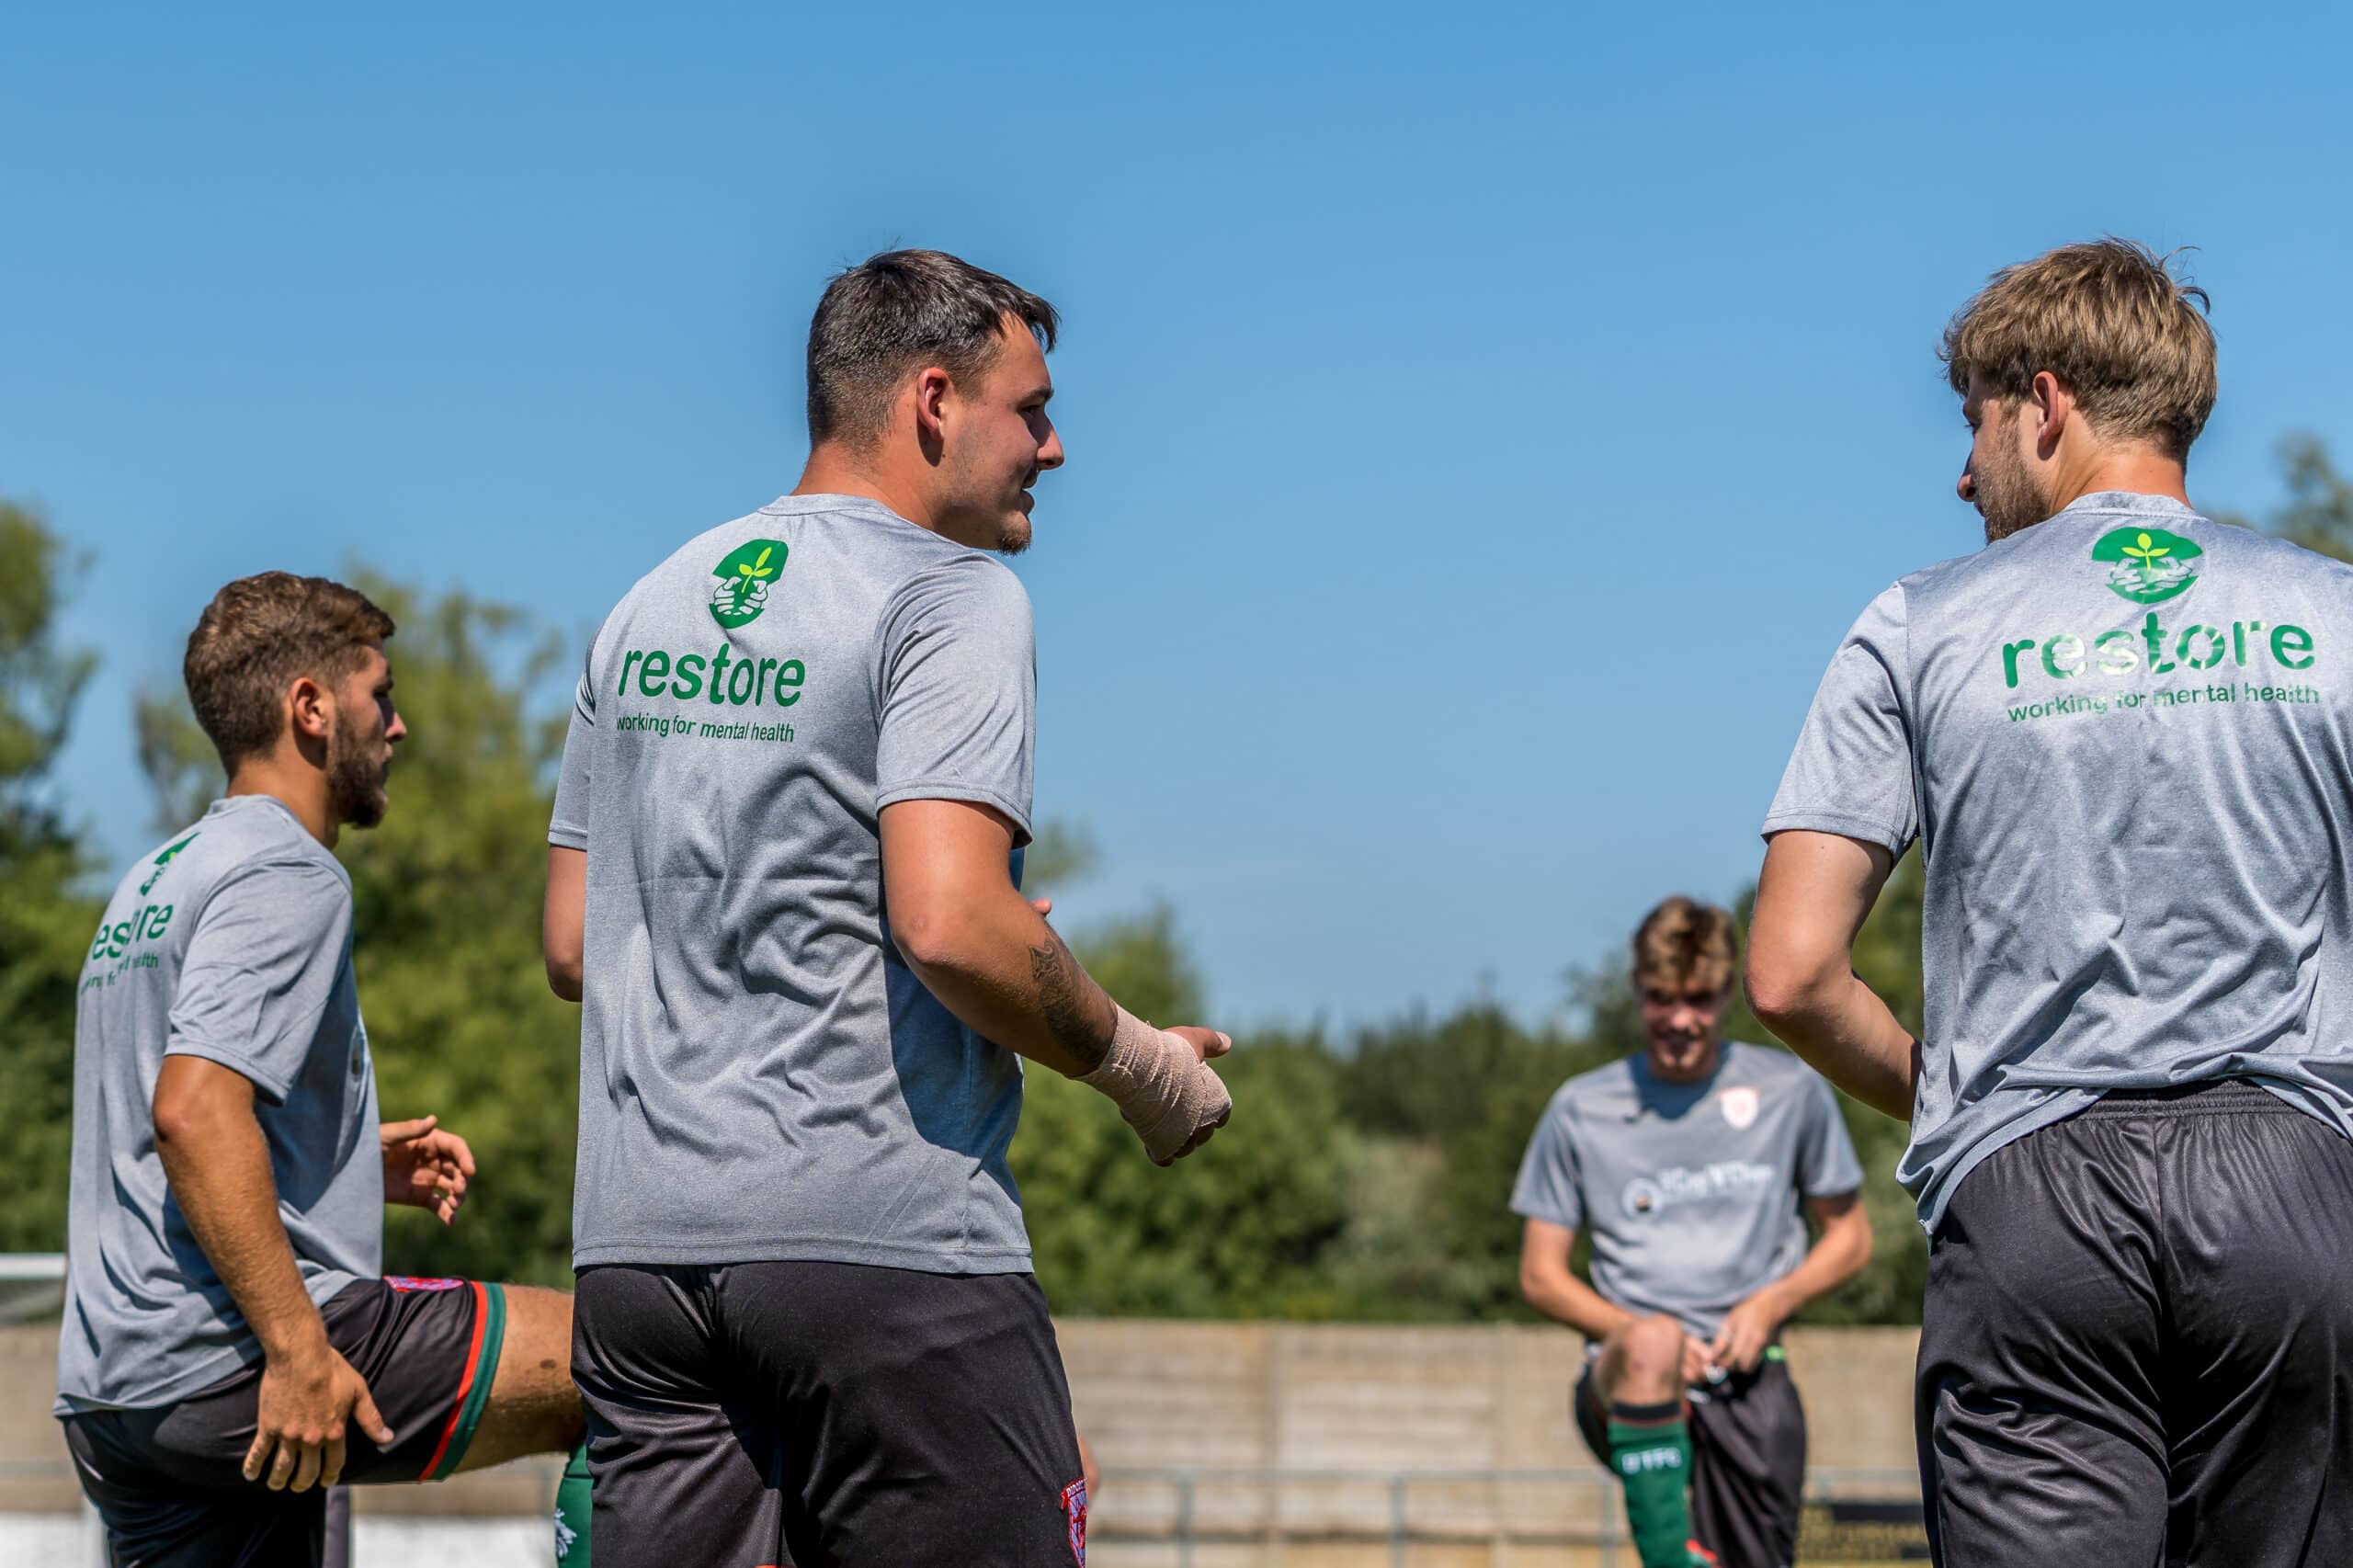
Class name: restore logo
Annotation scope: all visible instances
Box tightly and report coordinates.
[710,539,788,629]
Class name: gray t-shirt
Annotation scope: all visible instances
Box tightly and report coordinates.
[57,795,381,1413]
[551,494,1039,1274]
[1765,492,2353,1231]
[1511,1042,1862,1340]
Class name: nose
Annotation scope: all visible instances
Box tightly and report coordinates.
[1957,457,1976,504]
[386,707,407,744]
[1036,419,1065,472]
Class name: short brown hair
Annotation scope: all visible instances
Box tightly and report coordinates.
[1940,238,2218,461]
[185,573,395,772]
[806,248,1059,449]
[1632,896,1740,996]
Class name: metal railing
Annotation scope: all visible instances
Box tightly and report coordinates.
[1094,1465,1923,1566]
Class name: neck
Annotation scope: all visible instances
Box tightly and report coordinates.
[794,446,939,534]
[2052,443,2191,515]
[226,760,335,847]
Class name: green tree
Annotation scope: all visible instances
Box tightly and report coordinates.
[1013,905,1357,1317]
[2217,435,2353,562]
[139,576,584,1286]
[0,503,103,1252]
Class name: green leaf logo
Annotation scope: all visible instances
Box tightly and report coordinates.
[2090,526,2201,605]
[139,833,199,896]
[709,539,789,629]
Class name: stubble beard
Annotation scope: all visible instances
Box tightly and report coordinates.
[325,714,391,830]
[1975,436,2055,544]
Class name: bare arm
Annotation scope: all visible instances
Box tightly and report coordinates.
[1745,830,1919,1120]
[1517,1218,1636,1341]
[542,846,585,1003]
[881,799,1199,1075]
[1704,1188,1874,1372]
[153,1057,391,1490]
[881,799,1230,1163]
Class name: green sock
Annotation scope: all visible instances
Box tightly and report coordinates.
[1608,1411,1695,1568]
[554,1442,592,1565]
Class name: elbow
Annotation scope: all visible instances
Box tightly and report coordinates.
[889,904,972,976]
[1744,946,1837,1040]
[151,1087,203,1159]
[544,952,583,1003]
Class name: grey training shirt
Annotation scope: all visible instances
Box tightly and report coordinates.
[1765,492,2353,1231]
[1512,1042,1862,1340]
[57,795,381,1414]
[551,494,1039,1274]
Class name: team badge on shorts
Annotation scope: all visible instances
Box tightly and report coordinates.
[384,1275,465,1292]
[1061,1477,1088,1564]
[1720,1086,1759,1130]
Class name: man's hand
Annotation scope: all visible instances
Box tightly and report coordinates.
[1680,1332,1717,1387]
[245,1339,394,1492]
[1706,1287,1790,1375]
[381,1115,474,1225]
[1159,1026,1233,1160]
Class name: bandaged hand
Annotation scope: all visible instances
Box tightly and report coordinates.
[1078,1009,1233,1164]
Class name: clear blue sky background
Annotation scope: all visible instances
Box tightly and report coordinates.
[8,4,2350,1030]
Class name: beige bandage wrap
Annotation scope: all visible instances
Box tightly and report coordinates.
[1079,1007,1232,1165]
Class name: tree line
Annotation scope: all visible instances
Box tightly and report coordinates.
[5,439,2346,1324]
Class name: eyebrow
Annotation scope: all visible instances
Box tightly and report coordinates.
[1020,383,1054,405]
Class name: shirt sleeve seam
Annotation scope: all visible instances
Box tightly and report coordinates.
[1759,810,1911,856]
[162,1040,297,1104]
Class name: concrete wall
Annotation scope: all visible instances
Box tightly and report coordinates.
[3,1319,1922,1559]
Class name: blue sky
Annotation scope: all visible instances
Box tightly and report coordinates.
[8,3,2350,1029]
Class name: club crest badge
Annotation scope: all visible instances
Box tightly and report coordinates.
[1061,1477,1088,1564]
[1720,1086,1759,1131]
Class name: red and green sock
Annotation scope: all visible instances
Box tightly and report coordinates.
[1608,1398,1709,1568]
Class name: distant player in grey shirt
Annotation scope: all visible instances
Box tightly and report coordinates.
[1750,239,2353,1565]
[542,249,1232,1568]
[1516,898,1869,1568]
[57,574,585,1568]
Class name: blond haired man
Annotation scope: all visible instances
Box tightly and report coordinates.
[1750,239,2353,1564]
[1516,897,1870,1568]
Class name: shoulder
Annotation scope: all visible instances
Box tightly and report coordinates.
[1546,1057,1636,1123]
[883,550,1035,645]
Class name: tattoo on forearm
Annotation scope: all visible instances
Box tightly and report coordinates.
[1029,934,1111,1069]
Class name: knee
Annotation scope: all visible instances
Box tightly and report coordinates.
[1616,1315,1687,1393]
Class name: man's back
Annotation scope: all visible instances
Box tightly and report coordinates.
[1768,491,2353,1222]
[552,493,1039,1274]
[59,794,377,1411]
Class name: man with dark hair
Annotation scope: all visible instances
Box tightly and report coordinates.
[1516,897,1870,1568]
[57,573,585,1567]
[1749,238,2353,1563]
[543,247,1232,1566]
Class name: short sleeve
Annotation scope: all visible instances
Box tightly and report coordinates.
[875,558,1037,843]
[165,860,353,1103]
[1796,1074,1865,1199]
[550,642,597,850]
[1760,583,1919,856]
[1509,1096,1585,1231]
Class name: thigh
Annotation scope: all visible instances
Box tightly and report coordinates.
[64,1413,325,1568]
[2160,1102,2353,1566]
[574,1265,785,1568]
[1917,1123,2169,1568]
[721,1263,1087,1568]
[1688,1359,1805,1568]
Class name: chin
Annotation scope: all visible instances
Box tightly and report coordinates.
[995,517,1034,556]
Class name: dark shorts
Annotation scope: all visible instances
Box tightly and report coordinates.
[1575,1348,1807,1568]
[1918,1078,2353,1568]
[63,1276,507,1568]
[574,1261,1088,1568]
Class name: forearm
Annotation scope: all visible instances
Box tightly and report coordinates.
[897,892,1116,1077]
[1758,1217,1872,1323]
[1758,981,1917,1120]
[155,1096,326,1360]
[1522,1267,1635,1341]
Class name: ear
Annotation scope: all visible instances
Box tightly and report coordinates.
[287,674,334,744]
[912,366,954,445]
[2029,369,2072,450]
